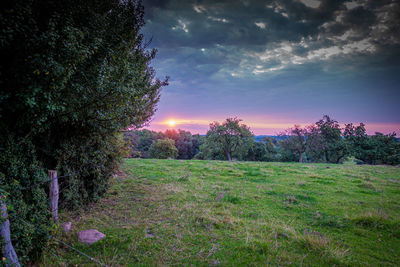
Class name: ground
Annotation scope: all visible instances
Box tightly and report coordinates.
[42,159,400,266]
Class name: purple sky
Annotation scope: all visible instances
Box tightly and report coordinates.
[141,0,400,135]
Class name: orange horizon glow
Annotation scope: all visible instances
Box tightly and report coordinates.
[148,116,400,135]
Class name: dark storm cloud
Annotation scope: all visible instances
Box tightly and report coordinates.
[143,0,399,77]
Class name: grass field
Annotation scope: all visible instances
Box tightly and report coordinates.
[42,159,400,266]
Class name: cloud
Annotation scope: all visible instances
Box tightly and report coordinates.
[207,16,229,23]
[299,0,321,9]
[172,19,190,33]
[254,21,266,29]
[142,0,400,131]
[193,4,206,13]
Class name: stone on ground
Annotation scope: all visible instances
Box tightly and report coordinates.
[78,229,106,244]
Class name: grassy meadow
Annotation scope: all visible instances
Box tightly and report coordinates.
[42,159,400,266]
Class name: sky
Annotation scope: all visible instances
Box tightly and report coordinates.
[141,0,400,135]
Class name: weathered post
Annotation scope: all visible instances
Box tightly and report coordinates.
[48,170,59,222]
[1,196,21,267]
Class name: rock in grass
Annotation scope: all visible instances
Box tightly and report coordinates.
[78,229,106,244]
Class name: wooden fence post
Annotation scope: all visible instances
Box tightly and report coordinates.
[48,170,59,222]
[1,197,21,267]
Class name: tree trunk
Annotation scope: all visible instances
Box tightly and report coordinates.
[1,200,21,267]
[299,152,303,163]
[336,153,345,164]
[325,151,330,163]
[226,151,232,161]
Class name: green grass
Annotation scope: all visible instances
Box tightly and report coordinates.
[42,159,400,266]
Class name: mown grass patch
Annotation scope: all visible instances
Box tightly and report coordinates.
[41,159,400,266]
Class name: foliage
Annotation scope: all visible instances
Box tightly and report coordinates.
[202,118,253,161]
[123,117,398,165]
[277,116,399,165]
[343,123,369,162]
[344,124,400,165]
[0,139,50,262]
[123,129,163,158]
[279,126,309,162]
[296,115,349,163]
[194,139,227,160]
[0,0,166,261]
[149,138,178,159]
[306,115,348,163]
[191,134,205,158]
[123,129,204,159]
[55,133,125,209]
[0,0,166,201]
[163,129,200,159]
[246,137,277,161]
[366,133,400,165]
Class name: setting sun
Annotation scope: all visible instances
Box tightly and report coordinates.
[168,120,176,126]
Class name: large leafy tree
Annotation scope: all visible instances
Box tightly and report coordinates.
[1,0,166,144]
[307,115,348,163]
[1,0,167,192]
[203,118,253,161]
[0,0,167,260]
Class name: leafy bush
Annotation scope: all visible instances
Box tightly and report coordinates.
[0,139,51,262]
[149,139,178,159]
[55,134,124,209]
[0,0,167,262]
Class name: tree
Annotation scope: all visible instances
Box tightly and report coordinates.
[366,132,400,165]
[344,123,368,161]
[279,125,308,162]
[343,123,400,165]
[246,137,277,162]
[123,129,163,158]
[191,134,205,158]
[307,115,348,163]
[123,129,205,159]
[1,0,167,260]
[203,118,253,161]
[164,129,194,159]
[149,139,178,159]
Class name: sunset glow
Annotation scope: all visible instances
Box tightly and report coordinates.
[147,116,400,135]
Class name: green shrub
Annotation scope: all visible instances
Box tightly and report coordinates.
[55,134,124,209]
[149,139,178,159]
[0,139,51,263]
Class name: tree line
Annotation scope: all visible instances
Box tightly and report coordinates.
[124,115,400,165]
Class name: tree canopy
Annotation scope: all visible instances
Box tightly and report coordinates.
[202,118,253,161]
[0,0,167,261]
[123,117,399,166]
[149,138,178,159]
[279,125,308,163]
